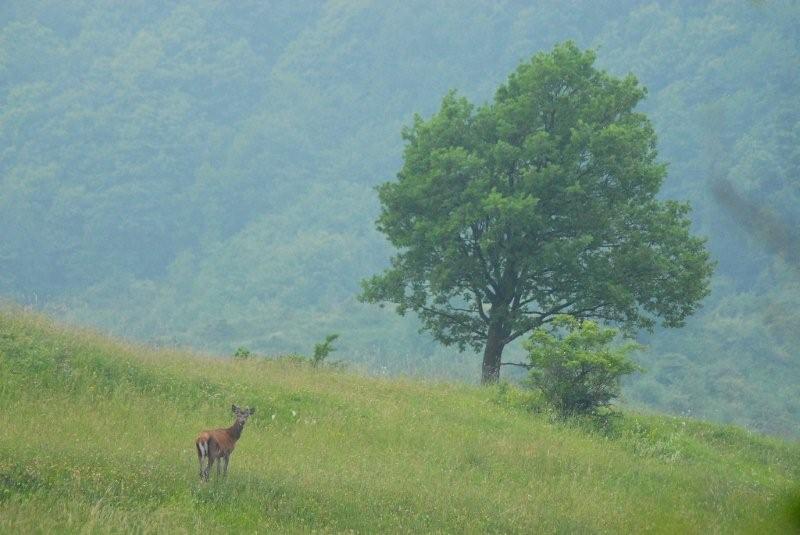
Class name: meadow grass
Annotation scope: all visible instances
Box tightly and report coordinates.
[1,307,798,533]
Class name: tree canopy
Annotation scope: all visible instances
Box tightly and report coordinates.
[362,43,713,383]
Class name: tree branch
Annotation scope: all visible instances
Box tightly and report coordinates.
[474,290,490,323]
[500,361,533,369]
[467,225,500,296]
[502,300,576,344]
[419,305,487,337]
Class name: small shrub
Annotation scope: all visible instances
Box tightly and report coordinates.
[233,347,252,360]
[311,334,339,368]
[524,315,641,416]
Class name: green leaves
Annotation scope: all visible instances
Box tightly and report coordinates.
[524,316,642,415]
[362,42,713,381]
[311,333,339,367]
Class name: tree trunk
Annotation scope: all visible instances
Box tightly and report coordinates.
[481,323,505,384]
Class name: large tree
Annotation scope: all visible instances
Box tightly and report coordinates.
[361,42,713,384]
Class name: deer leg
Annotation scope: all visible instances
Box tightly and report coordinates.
[197,441,207,480]
[206,456,214,481]
[216,458,221,477]
[223,455,229,477]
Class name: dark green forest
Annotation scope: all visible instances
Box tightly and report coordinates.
[1,1,798,436]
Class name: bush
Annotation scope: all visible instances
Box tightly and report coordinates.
[524,316,641,415]
[311,334,339,368]
[267,336,344,370]
[233,346,252,360]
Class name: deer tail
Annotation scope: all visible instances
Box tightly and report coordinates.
[196,437,208,460]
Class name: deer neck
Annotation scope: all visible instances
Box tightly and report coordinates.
[227,419,245,441]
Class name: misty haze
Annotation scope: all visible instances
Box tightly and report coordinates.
[1,1,798,532]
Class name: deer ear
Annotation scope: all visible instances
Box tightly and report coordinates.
[249,407,255,415]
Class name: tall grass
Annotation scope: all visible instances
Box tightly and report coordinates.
[1,307,798,533]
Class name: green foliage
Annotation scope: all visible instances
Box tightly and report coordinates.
[525,316,641,415]
[269,337,343,370]
[362,42,712,382]
[233,346,252,360]
[311,333,339,368]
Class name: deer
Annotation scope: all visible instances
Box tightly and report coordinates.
[195,404,254,481]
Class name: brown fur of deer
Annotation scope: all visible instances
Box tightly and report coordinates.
[196,404,254,481]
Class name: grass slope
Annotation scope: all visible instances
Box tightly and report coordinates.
[1,308,798,533]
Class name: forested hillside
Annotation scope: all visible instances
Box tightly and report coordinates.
[1,1,798,436]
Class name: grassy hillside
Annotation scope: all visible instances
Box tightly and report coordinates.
[1,308,798,533]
